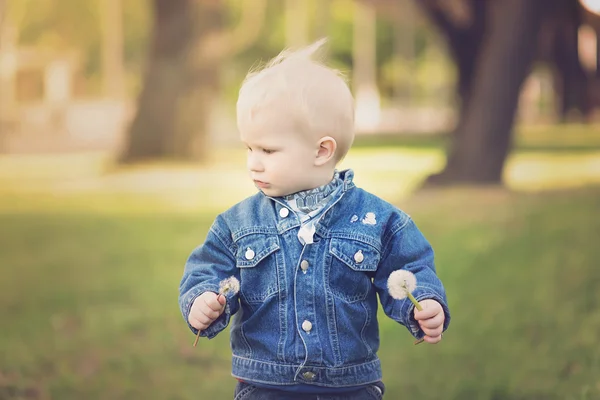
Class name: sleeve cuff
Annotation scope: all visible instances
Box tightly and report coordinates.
[399,287,451,339]
[181,284,238,340]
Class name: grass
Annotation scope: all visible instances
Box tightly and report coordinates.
[1,125,599,399]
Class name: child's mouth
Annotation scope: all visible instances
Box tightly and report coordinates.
[254,180,270,188]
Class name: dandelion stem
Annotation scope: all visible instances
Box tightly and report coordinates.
[401,283,422,311]
[407,291,422,311]
[401,283,424,345]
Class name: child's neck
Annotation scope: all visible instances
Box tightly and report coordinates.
[305,169,336,192]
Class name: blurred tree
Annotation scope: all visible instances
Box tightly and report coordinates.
[16,0,99,52]
[0,0,8,133]
[541,0,592,121]
[0,0,29,130]
[0,0,5,35]
[371,0,571,184]
[315,0,332,41]
[120,0,265,163]
[285,0,308,47]
[101,0,124,98]
[3,0,152,96]
[415,0,486,122]
[424,0,562,184]
[353,1,380,130]
[579,4,600,113]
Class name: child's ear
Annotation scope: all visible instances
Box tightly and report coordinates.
[315,136,337,166]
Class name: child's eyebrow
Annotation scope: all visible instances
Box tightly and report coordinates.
[242,140,278,149]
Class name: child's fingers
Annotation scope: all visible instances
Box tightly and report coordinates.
[188,292,226,332]
[417,312,445,329]
[422,334,442,344]
[421,325,443,338]
[414,301,443,321]
[198,311,216,325]
[204,293,226,312]
[414,307,437,320]
[189,305,222,331]
[199,305,222,321]
[188,315,208,331]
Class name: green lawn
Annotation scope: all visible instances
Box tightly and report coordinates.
[1,126,599,399]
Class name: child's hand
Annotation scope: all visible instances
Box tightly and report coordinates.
[413,299,445,344]
[188,291,226,332]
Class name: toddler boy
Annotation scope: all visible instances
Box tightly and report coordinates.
[179,39,450,399]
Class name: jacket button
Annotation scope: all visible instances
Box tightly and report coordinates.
[300,260,309,271]
[279,208,290,218]
[244,248,255,260]
[354,250,364,263]
[302,320,312,333]
[302,371,315,380]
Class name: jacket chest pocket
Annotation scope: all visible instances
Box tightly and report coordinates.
[235,234,280,303]
[328,238,380,303]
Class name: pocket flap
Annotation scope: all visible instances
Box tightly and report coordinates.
[329,238,380,271]
[235,234,280,268]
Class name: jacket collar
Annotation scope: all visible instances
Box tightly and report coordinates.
[261,169,355,236]
[338,169,355,192]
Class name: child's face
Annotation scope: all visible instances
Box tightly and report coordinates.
[240,110,323,197]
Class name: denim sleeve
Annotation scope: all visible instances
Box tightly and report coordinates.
[375,217,450,339]
[179,218,240,339]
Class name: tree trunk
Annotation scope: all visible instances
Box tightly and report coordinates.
[416,0,488,160]
[597,33,600,79]
[550,1,590,121]
[417,0,488,118]
[120,0,223,163]
[426,0,555,185]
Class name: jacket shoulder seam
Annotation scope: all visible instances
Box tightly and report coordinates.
[209,218,236,256]
[382,213,412,251]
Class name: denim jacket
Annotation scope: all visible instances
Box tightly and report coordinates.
[179,170,450,388]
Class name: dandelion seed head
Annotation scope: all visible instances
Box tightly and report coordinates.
[219,276,240,295]
[387,270,417,300]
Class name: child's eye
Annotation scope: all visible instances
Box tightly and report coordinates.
[262,149,275,154]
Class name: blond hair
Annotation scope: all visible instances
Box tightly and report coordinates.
[236,39,355,162]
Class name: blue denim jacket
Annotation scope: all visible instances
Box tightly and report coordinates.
[179,170,450,388]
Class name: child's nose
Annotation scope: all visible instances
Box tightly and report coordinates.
[247,153,264,172]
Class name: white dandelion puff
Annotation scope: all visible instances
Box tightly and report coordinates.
[387,270,417,301]
[387,270,426,346]
[219,276,240,296]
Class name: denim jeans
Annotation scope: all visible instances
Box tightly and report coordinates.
[233,381,385,400]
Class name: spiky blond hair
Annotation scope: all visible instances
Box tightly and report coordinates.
[236,39,355,162]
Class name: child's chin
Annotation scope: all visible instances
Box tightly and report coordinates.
[258,187,277,196]
[263,188,290,197]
